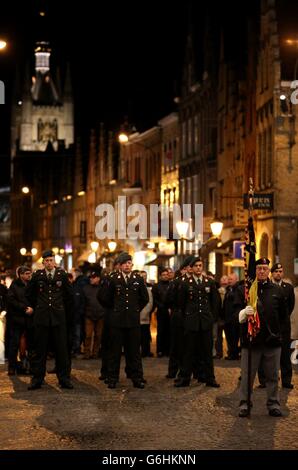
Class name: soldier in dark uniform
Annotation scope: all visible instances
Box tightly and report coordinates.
[236,258,287,417]
[258,262,295,389]
[175,257,220,388]
[98,252,149,389]
[26,250,74,390]
[165,256,195,379]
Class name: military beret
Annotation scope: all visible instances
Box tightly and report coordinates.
[42,249,55,259]
[180,256,196,269]
[190,256,203,267]
[255,257,270,266]
[117,252,132,265]
[271,263,283,273]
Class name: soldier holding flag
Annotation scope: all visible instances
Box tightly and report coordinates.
[234,179,288,417]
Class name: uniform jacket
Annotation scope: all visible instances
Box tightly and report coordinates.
[152,280,170,315]
[98,271,149,328]
[25,269,74,327]
[273,281,295,337]
[178,275,220,332]
[165,275,185,326]
[7,278,32,328]
[233,280,287,348]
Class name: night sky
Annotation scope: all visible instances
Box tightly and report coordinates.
[4,0,297,187]
[0,0,194,184]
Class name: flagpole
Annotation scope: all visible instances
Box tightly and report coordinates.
[246,178,254,418]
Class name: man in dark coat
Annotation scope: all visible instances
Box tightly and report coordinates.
[236,258,287,417]
[82,269,105,359]
[7,266,33,375]
[152,267,170,357]
[222,272,241,360]
[98,252,149,389]
[175,257,220,388]
[26,250,74,390]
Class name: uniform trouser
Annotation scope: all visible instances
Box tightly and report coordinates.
[108,327,143,382]
[280,337,292,385]
[84,317,104,358]
[239,346,281,411]
[140,324,151,357]
[168,315,184,376]
[224,321,240,358]
[156,311,170,355]
[258,337,292,386]
[180,329,215,382]
[32,323,70,383]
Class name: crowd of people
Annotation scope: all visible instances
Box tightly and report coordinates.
[0,249,297,417]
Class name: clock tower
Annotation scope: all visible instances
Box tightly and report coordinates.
[11,40,74,157]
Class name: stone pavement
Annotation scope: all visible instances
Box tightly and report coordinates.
[0,357,298,450]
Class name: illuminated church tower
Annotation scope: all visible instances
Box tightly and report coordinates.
[11,21,74,157]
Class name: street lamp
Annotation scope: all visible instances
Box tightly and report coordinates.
[108,241,117,252]
[210,211,224,239]
[90,241,99,252]
[118,133,129,143]
[31,248,38,256]
[20,248,27,256]
[176,221,190,239]
[0,40,7,51]
[22,186,30,194]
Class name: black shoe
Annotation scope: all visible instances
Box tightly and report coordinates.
[239,408,249,417]
[268,408,282,417]
[141,378,147,384]
[108,382,116,389]
[59,380,74,389]
[206,380,220,388]
[133,381,145,389]
[197,377,207,383]
[157,352,163,358]
[174,379,190,387]
[166,374,176,379]
[98,375,107,381]
[282,383,294,389]
[28,381,42,390]
[258,383,266,388]
[104,378,109,384]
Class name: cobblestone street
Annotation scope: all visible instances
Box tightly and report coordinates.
[1,356,298,450]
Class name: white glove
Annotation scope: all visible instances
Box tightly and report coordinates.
[239,306,255,324]
[0,310,7,320]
